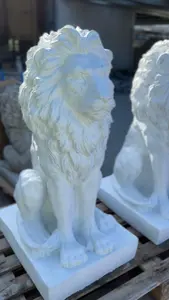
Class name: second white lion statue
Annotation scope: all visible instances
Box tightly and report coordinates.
[113,40,169,219]
[14,26,116,268]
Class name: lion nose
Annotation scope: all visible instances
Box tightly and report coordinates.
[92,75,114,99]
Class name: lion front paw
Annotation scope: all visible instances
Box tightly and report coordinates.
[60,240,88,268]
[87,230,115,256]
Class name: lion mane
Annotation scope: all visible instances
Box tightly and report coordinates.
[19,26,115,182]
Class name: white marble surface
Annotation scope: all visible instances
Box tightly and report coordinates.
[0,204,138,300]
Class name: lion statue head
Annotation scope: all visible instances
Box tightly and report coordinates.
[131,40,169,135]
[19,26,115,140]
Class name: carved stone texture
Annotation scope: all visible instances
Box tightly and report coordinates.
[0,80,32,189]
[99,40,169,244]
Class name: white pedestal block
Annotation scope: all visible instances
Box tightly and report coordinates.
[0,204,138,300]
[99,175,169,245]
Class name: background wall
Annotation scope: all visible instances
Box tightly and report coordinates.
[55,0,135,71]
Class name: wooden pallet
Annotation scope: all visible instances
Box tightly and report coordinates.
[1,202,169,300]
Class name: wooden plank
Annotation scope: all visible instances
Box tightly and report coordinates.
[98,257,169,300]
[0,273,34,299]
[152,286,163,300]
[0,231,4,239]
[141,257,161,271]
[97,203,109,212]
[0,254,5,264]
[141,257,168,299]
[152,281,169,300]
[13,296,26,300]
[0,272,15,292]
[69,241,167,300]
[126,227,142,238]
[0,177,14,196]
[0,242,159,300]
[0,238,10,253]
[136,241,169,264]
[0,254,21,275]
[112,214,127,225]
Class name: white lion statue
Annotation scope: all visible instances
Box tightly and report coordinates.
[113,40,169,219]
[14,25,116,268]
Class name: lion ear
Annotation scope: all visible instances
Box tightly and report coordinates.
[34,48,50,68]
[157,52,169,74]
[148,52,169,106]
[105,49,113,62]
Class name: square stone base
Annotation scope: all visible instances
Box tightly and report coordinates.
[99,175,169,245]
[0,204,138,300]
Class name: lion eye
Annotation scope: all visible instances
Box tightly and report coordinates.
[79,70,88,78]
[67,75,87,95]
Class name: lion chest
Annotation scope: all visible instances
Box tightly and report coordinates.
[35,130,107,182]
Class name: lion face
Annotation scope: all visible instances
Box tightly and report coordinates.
[63,53,113,113]
[19,25,115,137]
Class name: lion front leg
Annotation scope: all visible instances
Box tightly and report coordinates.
[114,124,144,188]
[113,123,156,209]
[14,170,61,256]
[76,169,114,256]
[95,208,117,233]
[149,148,169,219]
[14,169,44,220]
[47,174,87,268]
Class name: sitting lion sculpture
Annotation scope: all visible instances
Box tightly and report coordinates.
[113,40,169,219]
[0,80,31,191]
[14,26,116,268]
